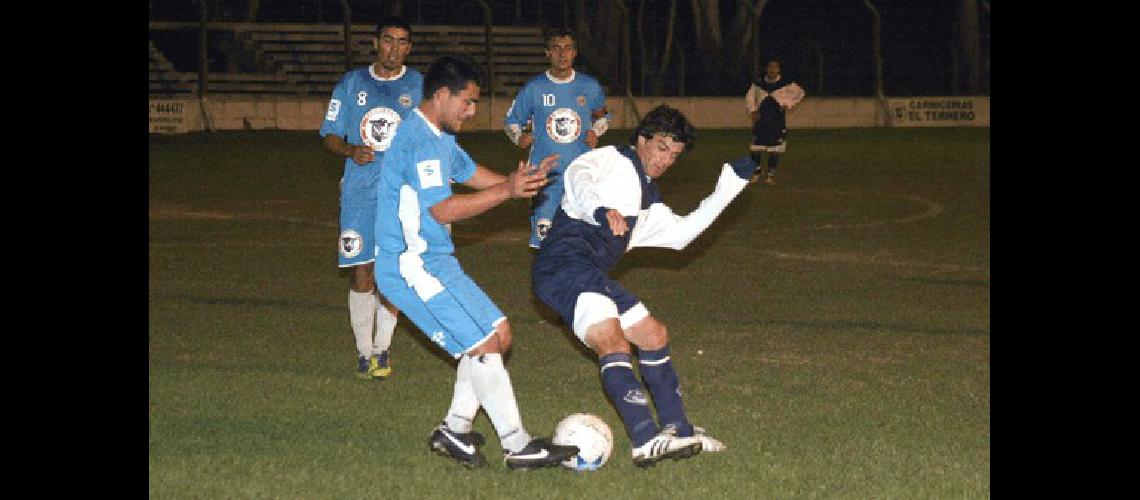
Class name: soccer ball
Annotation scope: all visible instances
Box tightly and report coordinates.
[552,412,614,471]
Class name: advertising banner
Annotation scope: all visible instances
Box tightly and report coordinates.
[889,97,989,127]
[149,100,190,133]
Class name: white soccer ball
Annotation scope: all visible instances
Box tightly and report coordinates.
[552,412,614,471]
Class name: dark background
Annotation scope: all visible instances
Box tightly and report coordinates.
[149,0,990,98]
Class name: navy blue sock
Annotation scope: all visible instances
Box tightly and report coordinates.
[599,353,658,447]
[767,154,779,174]
[638,345,694,437]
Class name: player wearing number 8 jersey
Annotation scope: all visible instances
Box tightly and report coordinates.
[504,27,608,249]
[319,16,423,380]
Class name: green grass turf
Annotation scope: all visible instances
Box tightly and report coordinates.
[150,126,989,498]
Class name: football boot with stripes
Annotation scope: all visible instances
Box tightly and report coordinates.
[631,427,703,467]
[692,425,727,452]
[663,423,727,452]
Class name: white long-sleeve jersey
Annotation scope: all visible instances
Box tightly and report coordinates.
[538,144,748,272]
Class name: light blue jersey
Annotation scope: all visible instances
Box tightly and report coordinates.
[375,109,476,257]
[321,65,423,195]
[373,109,504,357]
[504,70,607,248]
[319,65,422,266]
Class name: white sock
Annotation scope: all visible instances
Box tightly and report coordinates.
[467,353,531,452]
[445,356,483,433]
[348,290,377,357]
[372,301,398,355]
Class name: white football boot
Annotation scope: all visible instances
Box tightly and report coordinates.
[631,427,703,467]
[692,425,727,452]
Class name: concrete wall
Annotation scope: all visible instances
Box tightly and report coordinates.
[150,96,990,134]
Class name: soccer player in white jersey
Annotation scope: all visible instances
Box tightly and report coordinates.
[532,105,759,467]
[504,27,608,249]
[320,17,422,380]
[373,55,579,470]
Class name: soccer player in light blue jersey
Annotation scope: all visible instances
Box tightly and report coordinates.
[504,27,608,249]
[373,55,578,470]
[320,17,422,381]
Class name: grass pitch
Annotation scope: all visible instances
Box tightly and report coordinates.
[149,127,989,498]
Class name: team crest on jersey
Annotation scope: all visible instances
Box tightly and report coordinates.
[399,93,413,107]
[545,107,582,144]
[536,218,552,240]
[339,230,363,258]
[577,95,586,107]
[359,107,402,151]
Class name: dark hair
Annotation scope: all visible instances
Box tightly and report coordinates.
[544,27,576,47]
[375,16,411,37]
[628,105,697,151]
[423,55,484,98]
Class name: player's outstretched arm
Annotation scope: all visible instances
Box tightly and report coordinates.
[628,155,758,251]
[429,155,557,224]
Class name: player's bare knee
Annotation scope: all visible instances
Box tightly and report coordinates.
[648,320,669,348]
[495,320,513,352]
[626,316,668,350]
[585,321,629,356]
[350,264,376,293]
[470,320,512,356]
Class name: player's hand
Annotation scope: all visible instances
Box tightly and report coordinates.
[507,154,558,198]
[728,155,759,181]
[585,130,599,148]
[517,132,534,149]
[604,209,628,237]
[348,144,375,166]
[533,152,559,174]
[593,207,627,237]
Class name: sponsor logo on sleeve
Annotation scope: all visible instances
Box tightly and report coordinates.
[417,159,444,188]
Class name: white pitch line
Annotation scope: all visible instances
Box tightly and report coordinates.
[150,208,338,228]
[151,200,981,274]
[757,249,985,273]
[809,192,945,230]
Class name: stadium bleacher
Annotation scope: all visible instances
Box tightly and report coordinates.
[149,23,551,98]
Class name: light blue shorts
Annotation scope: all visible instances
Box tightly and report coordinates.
[339,171,381,268]
[529,181,565,249]
[339,200,376,267]
[375,254,506,358]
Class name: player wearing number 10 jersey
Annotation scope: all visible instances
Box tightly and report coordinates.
[504,27,608,249]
